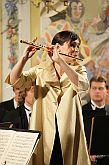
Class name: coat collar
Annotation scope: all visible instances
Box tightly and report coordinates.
[37,60,81,89]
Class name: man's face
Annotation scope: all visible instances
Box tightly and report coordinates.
[89,81,108,103]
[25,86,35,106]
[13,87,25,103]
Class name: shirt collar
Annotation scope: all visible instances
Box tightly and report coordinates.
[24,104,32,111]
[13,99,18,109]
[91,100,105,110]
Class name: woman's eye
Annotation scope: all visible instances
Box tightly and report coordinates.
[70,43,76,48]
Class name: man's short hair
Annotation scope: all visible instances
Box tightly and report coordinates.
[90,76,107,87]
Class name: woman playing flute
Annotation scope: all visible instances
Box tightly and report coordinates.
[5,30,91,165]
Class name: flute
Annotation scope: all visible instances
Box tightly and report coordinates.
[59,53,83,61]
[20,40,83,61]
[20,40,46,49]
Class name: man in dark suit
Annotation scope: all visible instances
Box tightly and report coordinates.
[82,76,109,165]
[0,81,35,130]
[0,86,25,124]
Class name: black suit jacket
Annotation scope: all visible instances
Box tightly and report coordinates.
[0,99,16,123]
[82,102,109,164]
[0,99,28,129]
[13,105,28,129]
[82,101,109,148]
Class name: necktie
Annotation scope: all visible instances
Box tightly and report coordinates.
[25,107,31,124]
[29,112,31,117]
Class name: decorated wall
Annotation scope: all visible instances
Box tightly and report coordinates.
[40,0,109,82]
[0,0,40,101]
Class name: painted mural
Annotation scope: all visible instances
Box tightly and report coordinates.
[5,0,19,69]
[1,0,30,101]
[40,0,109,85]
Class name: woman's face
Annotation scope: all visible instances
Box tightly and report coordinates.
[71,2,83,22]
[59,39,80,64]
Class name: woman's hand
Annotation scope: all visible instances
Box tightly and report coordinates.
[23,46,37,60]
[22,38,38,61]
[51,44,64,64]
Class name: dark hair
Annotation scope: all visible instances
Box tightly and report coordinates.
[52,30,81,46]
[90,76,107,87]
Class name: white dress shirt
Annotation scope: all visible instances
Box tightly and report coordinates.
[91,100,105,110]
[13,99,18,109]
[24,104,32,123]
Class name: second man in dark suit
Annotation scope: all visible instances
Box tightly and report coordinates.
[82,76,109,165]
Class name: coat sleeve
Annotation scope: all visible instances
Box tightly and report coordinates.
[71,65,89,92]
[5,66,37,90]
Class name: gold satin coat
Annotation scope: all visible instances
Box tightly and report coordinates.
[5,60,91,165]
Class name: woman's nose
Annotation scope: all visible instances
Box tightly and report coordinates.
[74,46,79,52]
